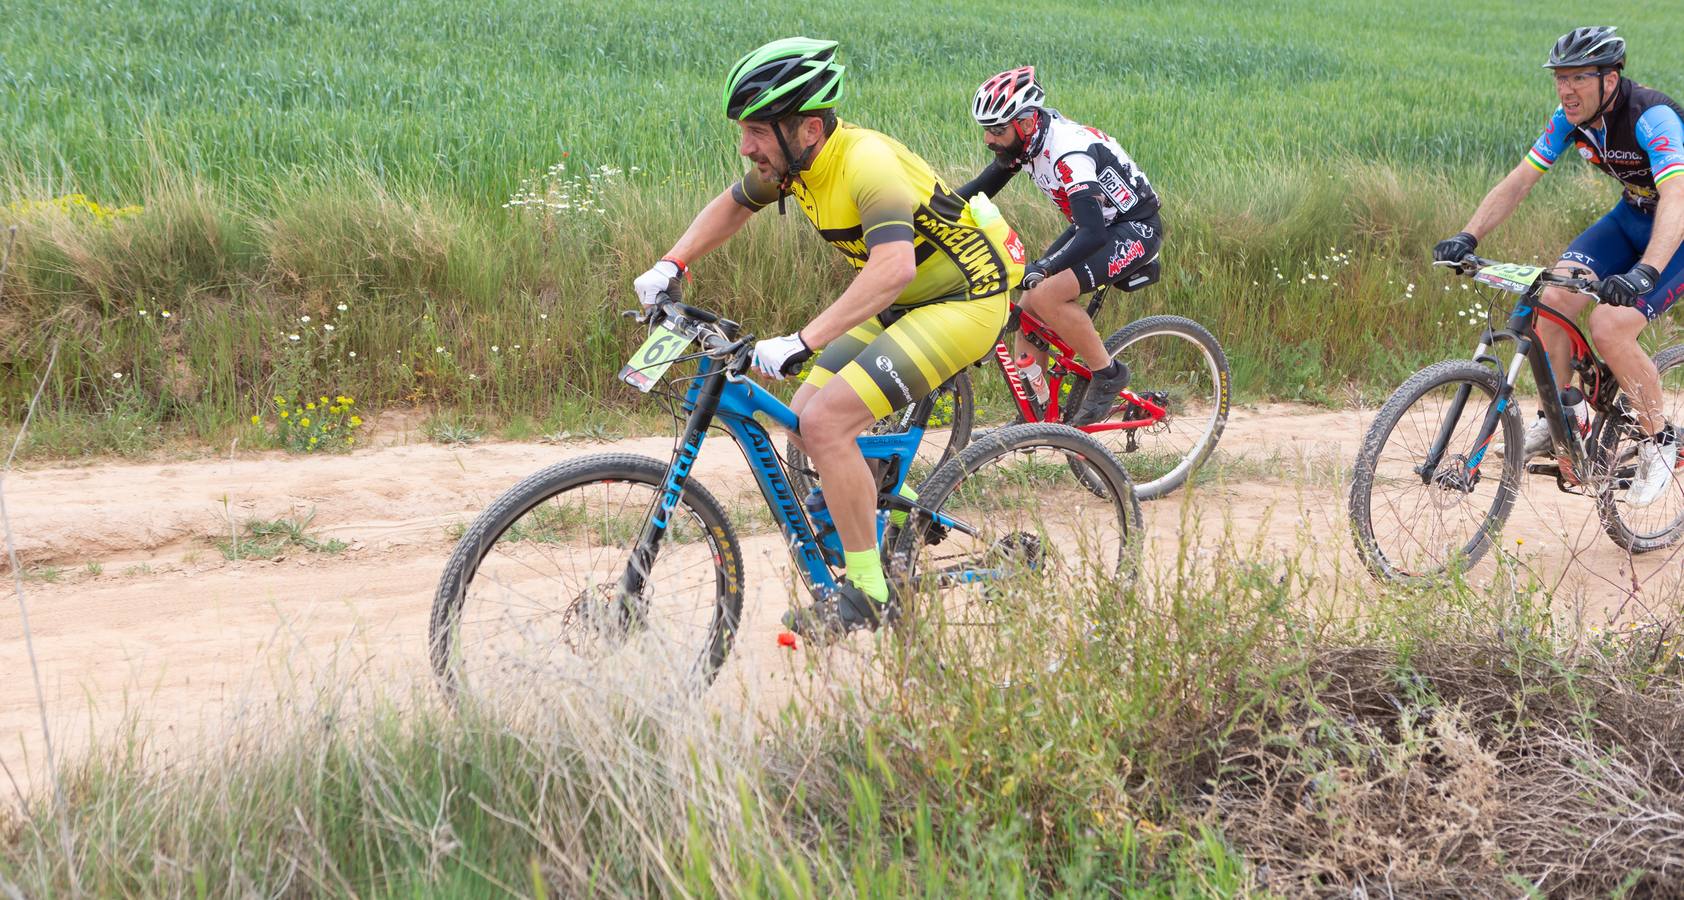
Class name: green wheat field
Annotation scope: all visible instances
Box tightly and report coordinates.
[4,0,1682,454]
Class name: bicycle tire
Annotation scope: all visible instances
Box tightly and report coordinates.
[430,453,744,699]
[887,422,1143,632]
[786,369,975,501]
[1595,344,1684,553]
[1062,316,1231,500]
[1349,359,1523,583]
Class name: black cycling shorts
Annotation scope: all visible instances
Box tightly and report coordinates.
[1062,215,1163,293]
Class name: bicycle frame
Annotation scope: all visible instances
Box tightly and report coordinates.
[990,287,1168,431]
[1421,277,1625,490]
[623,342,971,603]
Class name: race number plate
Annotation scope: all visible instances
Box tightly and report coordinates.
[1474,262,1545,293]
[618,323,694,392]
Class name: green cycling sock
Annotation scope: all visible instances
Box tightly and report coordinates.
[888,483,918,528]
[843,548,890,603]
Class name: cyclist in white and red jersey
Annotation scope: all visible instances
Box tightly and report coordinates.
[959,65,1163,424]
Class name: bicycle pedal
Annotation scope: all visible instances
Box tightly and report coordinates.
[1528,459,1589,492]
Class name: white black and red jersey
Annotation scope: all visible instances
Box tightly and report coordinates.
[1025,110,1159,225]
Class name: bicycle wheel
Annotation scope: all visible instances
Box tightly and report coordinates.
[887,423,1142,644]
[1595,344,1684,552]
[1062,316,1230,501]
[430,453,744,702]
[1349,359,1523,583]
[786,369,975,500]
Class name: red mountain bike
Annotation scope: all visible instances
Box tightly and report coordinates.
[790,272,1230,501]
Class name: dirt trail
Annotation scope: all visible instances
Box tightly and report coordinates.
[3,403,1682,797]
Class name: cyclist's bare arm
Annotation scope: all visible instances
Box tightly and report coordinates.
[797,240,916,348]
[1462,161,1546,240]
[662,188,758,263]
[1640,177,1684,271]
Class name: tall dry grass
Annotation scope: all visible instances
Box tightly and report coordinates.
[2,525,1680,895]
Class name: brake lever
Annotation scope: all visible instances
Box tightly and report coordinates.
[719,337,754,381]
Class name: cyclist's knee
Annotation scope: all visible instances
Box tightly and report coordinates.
[1540,283,1592,319]
[790,382,819,417]
[1022,270,1080,309]
[799,385,874,451]
[1589,302,1647,345]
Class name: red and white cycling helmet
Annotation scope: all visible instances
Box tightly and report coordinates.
[971,66,1045,127]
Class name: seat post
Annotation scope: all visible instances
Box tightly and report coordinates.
[1085,285,1108,318]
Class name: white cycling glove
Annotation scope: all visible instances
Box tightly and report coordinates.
[752,333,813,379]
[633,258,684,310]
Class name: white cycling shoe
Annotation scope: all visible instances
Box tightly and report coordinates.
[1495,414,1554,461]
[1627,434,1680,509]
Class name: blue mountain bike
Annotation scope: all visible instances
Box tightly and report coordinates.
[429,300,1142,693]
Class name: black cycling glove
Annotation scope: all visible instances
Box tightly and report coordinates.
[1597,263,1660,307]
[1433,232,1478,263]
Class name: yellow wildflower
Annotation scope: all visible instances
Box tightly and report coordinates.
[306,402,316,411]
[250,414,261,425]
[319,396,329,405]
[280,411,290,419]
[274,396,287,406]
[349,416,363,428]
[328,405,341,415]
[299,417,311,427]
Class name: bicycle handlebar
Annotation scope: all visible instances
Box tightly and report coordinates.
[631,294,752,368]
[1437,254,1601,295]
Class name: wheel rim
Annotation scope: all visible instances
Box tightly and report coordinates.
[439,480,728,704]
[898,438,1135,659]
[1098,327,1225,498]
[1362,377,1511,578]
[1599,358,1684,542]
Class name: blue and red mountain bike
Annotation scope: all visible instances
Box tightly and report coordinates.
[1349,255,1684,583]
[429,299,1142,694]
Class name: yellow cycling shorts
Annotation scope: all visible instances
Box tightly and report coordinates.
[803,295,1009,420]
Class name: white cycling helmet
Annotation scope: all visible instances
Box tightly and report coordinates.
[972,65,1045,127]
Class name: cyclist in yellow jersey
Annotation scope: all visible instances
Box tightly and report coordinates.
[632,38,1022,638]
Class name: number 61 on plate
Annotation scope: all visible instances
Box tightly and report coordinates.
[618,323,696,392]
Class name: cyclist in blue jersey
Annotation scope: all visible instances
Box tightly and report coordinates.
[1435,26,1684,507]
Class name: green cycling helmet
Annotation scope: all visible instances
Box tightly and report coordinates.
[724,37,845,121]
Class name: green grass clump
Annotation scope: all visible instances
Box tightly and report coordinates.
[216,511,347,560]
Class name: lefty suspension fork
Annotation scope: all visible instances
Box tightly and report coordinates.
[616,362,727,618]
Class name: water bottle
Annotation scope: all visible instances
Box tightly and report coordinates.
[969,193,1029,285]
[968,193,1003,229]
[1017,354,1051,408]
[1561,386,1591,441]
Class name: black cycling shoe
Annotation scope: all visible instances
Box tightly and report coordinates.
[1072,360,1131,426]
[781,580,898,643]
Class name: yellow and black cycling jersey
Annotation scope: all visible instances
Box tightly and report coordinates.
[731,122,1023,305]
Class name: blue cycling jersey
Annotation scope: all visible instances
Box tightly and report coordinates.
[1526,79,1684,213]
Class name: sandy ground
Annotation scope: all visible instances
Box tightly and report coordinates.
[3,402,1683,800]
